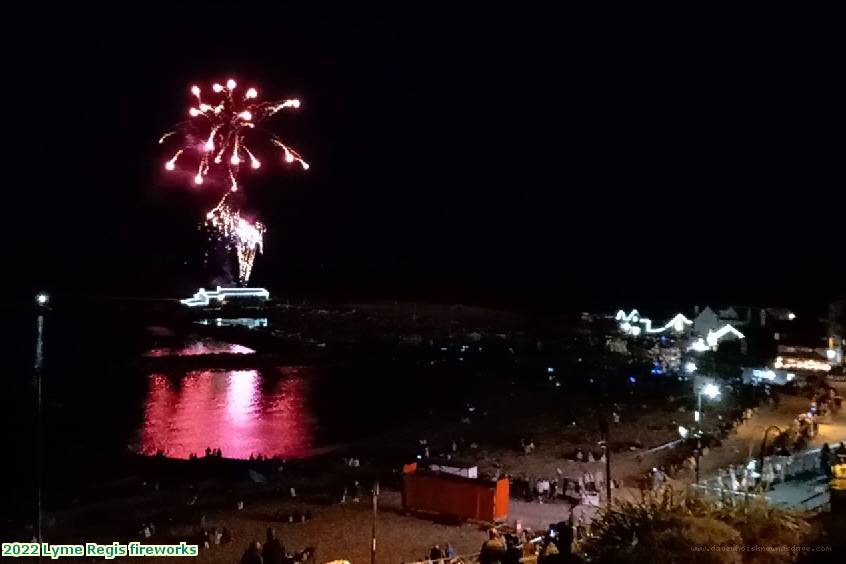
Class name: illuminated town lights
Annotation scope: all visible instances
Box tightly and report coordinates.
[775,356,832,372]
[702,383,720,399]
[688,338,710,352]
[706,324,745,347]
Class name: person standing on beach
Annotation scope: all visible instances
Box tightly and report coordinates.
[761,460,775,491]
[240,541,263,564]
[445,543,456,558]
[262,528,285,564]
[480,529,506,564]
[429,544,444,562]
[821,443,833,478]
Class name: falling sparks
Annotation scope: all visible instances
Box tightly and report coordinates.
[161,78,308,285]
[206,195,265,284]
[161,79,307,189]
[165,149,184,170]
[271,139,309,170]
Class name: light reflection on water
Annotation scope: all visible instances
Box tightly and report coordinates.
[138,368,312,459]
[145,338,255,357]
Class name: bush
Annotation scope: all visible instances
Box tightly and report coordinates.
[582,489,810,563]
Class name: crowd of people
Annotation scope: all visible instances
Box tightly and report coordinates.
[416,542,457,562]
[239,528,314,564]
[197,525,233,548]
[479,526,574,564]
[511,469,617,506]
[404,527,574,564]
[183,447,224,460]
[701,439,846,496]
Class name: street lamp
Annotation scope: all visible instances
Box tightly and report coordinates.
[694,381,721,483]
[684,361,697,374]
[702,383,720,400]
[33,291,48,549]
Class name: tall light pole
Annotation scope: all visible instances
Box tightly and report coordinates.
[596,352,614,508]
[694,382,720,484]
[370,481,379,564]
[598,416,612,507]
[34,292,49,551]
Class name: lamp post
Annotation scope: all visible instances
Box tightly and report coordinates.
[371,481,379,564]
[596,359,614,508]
[34,292,49,555]
[694,382,720,484]
[598,421,612,507]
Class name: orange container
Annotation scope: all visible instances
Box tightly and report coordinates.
[402,469,509,522]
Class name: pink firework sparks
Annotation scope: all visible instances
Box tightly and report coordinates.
[160,78,309,284]
[160,79,309,190]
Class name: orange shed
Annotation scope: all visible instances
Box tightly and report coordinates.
[402,468,509,522]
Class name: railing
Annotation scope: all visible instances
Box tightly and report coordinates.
[403,553,480,564]
[797,490,830,513]
[403,554,541,564]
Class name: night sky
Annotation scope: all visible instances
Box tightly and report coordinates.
[6,6,843,310]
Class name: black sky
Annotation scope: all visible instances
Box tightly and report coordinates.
[5,5,844,310]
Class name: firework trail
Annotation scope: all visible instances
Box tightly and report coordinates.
[161,79,308,284]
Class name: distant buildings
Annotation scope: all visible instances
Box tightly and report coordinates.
[605,301,844,375]
[614,307,745,352]
[614,309,693,336]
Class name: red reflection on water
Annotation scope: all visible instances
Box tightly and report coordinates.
[139,368,312,459]
[145,339,255,357]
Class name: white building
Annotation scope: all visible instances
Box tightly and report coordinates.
[180,286,270,308]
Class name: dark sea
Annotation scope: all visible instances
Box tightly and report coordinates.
[3,305,521,525]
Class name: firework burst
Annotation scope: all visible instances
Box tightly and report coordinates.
[161,78,308,284]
